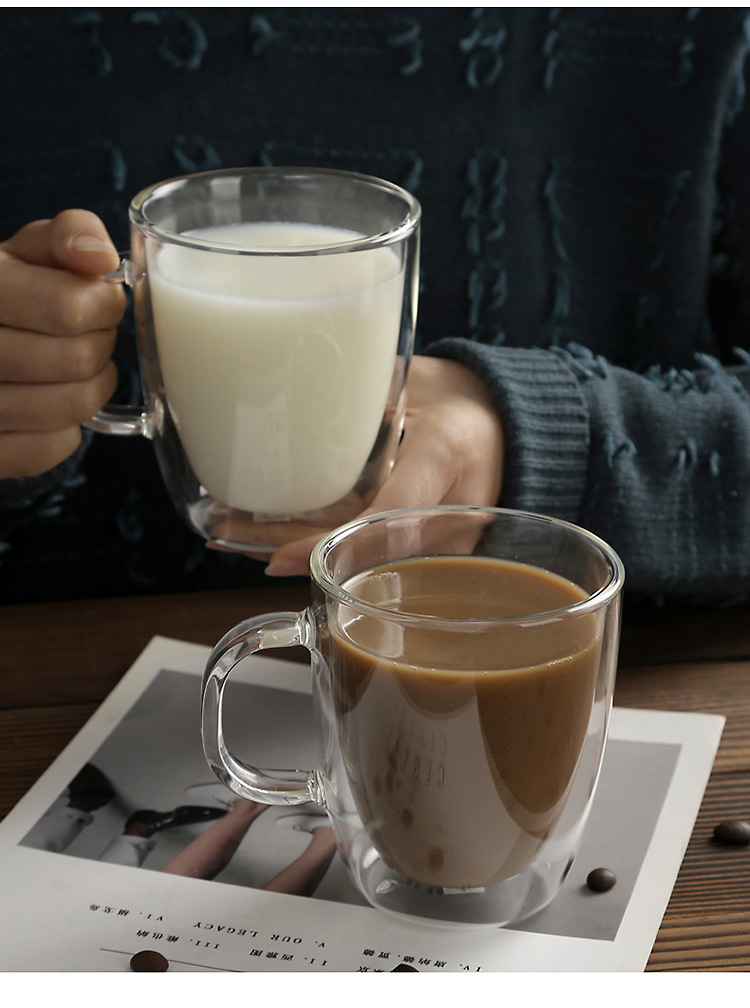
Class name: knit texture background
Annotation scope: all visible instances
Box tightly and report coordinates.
[2,9,750,602]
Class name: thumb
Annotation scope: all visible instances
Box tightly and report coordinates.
[49,208,121,277]
[4,209,120,277]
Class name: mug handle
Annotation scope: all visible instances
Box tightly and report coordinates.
[200,609,324,808]
[82,255,151,437]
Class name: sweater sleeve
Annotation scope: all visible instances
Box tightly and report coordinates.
[421,338,591,522]
[425,338,750,602]
[0,432,90,513]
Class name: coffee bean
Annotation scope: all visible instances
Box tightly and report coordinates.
[130,949,169,972]
[586,867,616,892]
[713,819,750,845]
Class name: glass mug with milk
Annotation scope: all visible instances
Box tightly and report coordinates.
[87,167,420,552]
[201,506,625,927]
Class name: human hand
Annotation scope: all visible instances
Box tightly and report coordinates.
[0,209,126,479]
[262,354,505,577]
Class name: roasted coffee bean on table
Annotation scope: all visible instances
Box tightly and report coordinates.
[586,867,617,892]
[129,949,170,972]
[712,819,750,845]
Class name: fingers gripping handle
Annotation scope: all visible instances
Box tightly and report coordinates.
[101,256,135,286]
[200,610,324,807]
[83,403,150,436]
[82,254,150,437]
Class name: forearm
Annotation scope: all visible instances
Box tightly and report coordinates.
[575,347,750,601]
[425,339,750,601]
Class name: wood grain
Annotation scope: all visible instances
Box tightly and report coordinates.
[646,913,750,970]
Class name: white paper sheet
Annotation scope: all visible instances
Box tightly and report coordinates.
[0,636,724,973]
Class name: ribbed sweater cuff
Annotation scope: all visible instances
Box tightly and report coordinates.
[423,339,590,523]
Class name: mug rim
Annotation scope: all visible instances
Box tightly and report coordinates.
[310,504,626,627]
[128,165,422,255]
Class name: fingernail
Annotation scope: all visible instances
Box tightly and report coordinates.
[264,558,304,578]
[71,235,116,254]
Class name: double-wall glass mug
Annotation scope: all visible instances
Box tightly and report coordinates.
[86,167,420,553]
[201,506,625,927]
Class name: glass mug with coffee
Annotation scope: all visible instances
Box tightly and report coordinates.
[86,167,420,553]
[201,506,625,927]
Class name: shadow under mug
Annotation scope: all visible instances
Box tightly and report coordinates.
[201,506,625,927]
[85,166,421,554]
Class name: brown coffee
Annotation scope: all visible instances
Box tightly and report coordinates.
[327,555,602,889]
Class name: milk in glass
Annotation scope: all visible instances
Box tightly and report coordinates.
[148,222,404,514]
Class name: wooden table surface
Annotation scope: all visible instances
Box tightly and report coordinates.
[1,585,749,971]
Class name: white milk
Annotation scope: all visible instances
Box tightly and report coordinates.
[148,222,404,514]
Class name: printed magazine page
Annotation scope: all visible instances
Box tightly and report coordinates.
[0,636,724,973]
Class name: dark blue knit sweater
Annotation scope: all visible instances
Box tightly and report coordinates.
[2,8,750,603]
